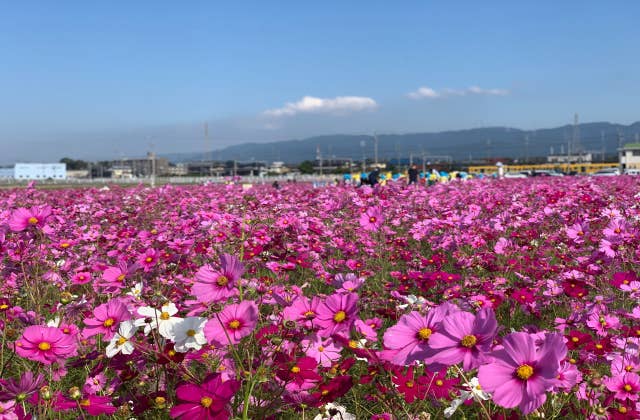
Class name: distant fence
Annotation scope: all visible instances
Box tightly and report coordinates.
[0,174,341,187]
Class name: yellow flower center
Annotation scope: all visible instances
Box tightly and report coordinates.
[200,396,213,408]
[154,396,166,407]
[117,274,126,282]
[516,364,534,380]
[333,311,347,323]
[79,399,91,407]
[460,334,477,348]
[624,384,633,392]
[318,346,325,352]
[103,318,115,327]
[619,406,628,414]
[0,304,7,310]
[626,365,634,372]
[228,320,241,329]
[369,216,377,223]
[28,217,38,225]
[418,327,432,340]
[216,276,229,286]
[571,336,579,343]
[291,366,301,373]
[117,337,127,346]
[61,242,70,248]
[405,380,414,388]
[145,257,153,263]
[186,329,196,337]
[38,342,51,351]
[160,311,170,320]
[436,379,444,386]
[303,310,315,318]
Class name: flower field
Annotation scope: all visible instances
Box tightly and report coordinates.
[1,177,640,419]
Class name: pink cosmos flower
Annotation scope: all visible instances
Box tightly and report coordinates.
[170,374,240,419]
[83,299,132,340]
[282,296,321,329]
[478,332,565,415]
[359,207,384,231]
[14,325,77,365]
[192,254,245,304]
[204,300,258,346]
[55,394,117,416]
[137,248,159,272]
[99,261,136,290]
[315,293,359,337]
[0,401,17,420]
[8,206,52,232]
[301,334,343,367]
[605,372,640,401]
[428,307,497,370]
[382,305,452,365]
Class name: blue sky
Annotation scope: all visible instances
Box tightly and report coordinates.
[1,1,639,161]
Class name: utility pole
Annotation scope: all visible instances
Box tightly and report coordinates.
[524,134,530,163]
[360,140,366,172]
[601,131,605,162]
[373,132,379,166]
[204,122,211,176]
[316,145,323,175]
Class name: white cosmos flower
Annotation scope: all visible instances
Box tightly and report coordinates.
[127,282,143,300]
[135,302,182,337]
[106,320,137,358]
[168,317,208,353]
[313,403,356,420]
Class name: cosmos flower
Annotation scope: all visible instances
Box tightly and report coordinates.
[478,332,565,415]
[204,300,258,346]
[105,320,137,358]
[315,293,359,337]
[192,254,245,303]
[428,307,497,370]
[8,206,52,232]
[14,325,77,365]
[170,374,240,419]
[83,299,132,340]
[359,206,384,231]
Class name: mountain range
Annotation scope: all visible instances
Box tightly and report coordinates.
[163,121,640,164]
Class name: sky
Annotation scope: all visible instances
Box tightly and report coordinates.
[1,1,639,162]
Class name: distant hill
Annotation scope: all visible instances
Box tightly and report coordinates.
[163,121,640,164]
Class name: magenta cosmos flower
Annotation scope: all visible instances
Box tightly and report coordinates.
[192,254,245,304]
[478,332,566,415]
[359,206,384,231]
[204,300,258,346]
[170,374,240,419]
[314,293,359,337]
[83,299,132,340]
[8,206,52,232]
[605,372,640,401]
[14,325,77,365]
[428,307,497,370]
[382,304,452,365]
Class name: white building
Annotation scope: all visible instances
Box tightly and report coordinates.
[619,143,640,170]
[547,153,592,163]
[14,163,67,180]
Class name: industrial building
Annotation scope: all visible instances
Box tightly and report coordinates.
[619,143,640,170]
[14,163,67,180]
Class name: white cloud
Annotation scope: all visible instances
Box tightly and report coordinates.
[407,87,440,99]
[467,86,509,96]
[263,96,378,117]
[407,85,510,99]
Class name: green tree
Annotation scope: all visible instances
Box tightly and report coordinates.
[298,160,315,174]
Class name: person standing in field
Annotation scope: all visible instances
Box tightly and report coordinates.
[369,167,380,187]
[408,164,419,186]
